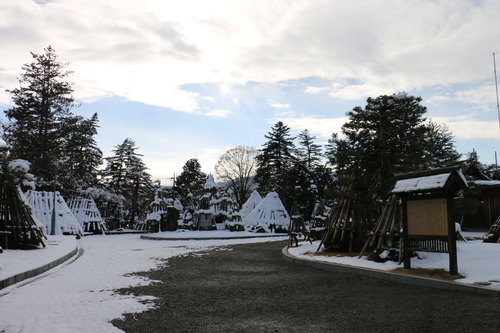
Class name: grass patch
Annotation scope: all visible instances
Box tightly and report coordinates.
[390,267,465,281]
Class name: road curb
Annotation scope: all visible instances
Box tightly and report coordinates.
[282,246,499,296]
[0,239,82,291]
[141,234,287,241]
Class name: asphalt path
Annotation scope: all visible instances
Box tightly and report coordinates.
[112,240,500,332]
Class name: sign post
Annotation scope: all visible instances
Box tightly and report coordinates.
[393,166,467,276]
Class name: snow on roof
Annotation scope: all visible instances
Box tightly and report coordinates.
[392,173,451,193]
[236,190,262,218]
[392,169,467,194]
[474,179,500,186]
[171,198,183,211]
[8,159,30,173]
[24,190,83,236]
[146,211,162,221]
[242,191,290,230]
[204,175,218,189]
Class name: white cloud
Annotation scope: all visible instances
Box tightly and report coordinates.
[205,109,231,118]
[3,0,500,176]
[202,96,215,103]
[304,86,329,94]
[200,146,226,173]
[2,0,499,111]
[268,99,290,108]
[430,116,499,139]
[279,116,350,140]
[328,83,388,101]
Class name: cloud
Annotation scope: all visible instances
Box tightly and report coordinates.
[304,86,329,94]
[430,116,499,139]
[0,0,210,112]
[278,115,350,140]
[202,96,215,103]
[2,0,500,125]
[200,146,226,172]
[205,109,231,118]
[268,99,290,108]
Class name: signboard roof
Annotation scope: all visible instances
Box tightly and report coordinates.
[391,166,468,195]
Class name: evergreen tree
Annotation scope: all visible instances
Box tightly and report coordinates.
[255,121,296,209]
[174,158,207,212]
[101,138,154,224]
[418,121,460,170]
[2,46,79,182]
[327,93,460,202]
[297,129,323,168]
[287,161,318,221]
[59,113,103,192]
[292,129,328,219]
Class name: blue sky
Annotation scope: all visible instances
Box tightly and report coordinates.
[1,0,499,185]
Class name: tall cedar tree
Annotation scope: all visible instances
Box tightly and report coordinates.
[58,113,103,192]
[291,129,331,220]
[174,158,207,212]
[102,138,155,224]
[297,129,323,168]
[255,121,296,209]
[3,46,80,182]
[214,146,258,209]
[327,93,460,202]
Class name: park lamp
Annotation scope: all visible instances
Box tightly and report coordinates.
[50,159,59,235]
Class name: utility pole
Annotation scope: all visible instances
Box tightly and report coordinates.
[494,53,500,131]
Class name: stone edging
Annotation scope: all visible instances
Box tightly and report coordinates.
[141,234,286,241]
[282,246,499,296]
[0,240,83,291]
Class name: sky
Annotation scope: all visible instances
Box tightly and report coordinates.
[0,232,498,332]
[1,0,499,185]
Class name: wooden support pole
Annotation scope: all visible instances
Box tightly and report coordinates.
[402,197,411,270]
[447,195,458,275]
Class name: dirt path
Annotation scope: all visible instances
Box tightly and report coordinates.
[112,240,500,332]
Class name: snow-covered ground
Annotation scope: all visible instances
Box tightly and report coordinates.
[288,231,500,288]
[1,231,498,332]
[0,236,78,281]
[0,232,287,333]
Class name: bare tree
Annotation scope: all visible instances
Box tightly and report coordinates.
[215,146,259,209]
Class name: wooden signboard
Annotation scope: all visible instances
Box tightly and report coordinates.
[391,167,468,276]
[407,198,448,236]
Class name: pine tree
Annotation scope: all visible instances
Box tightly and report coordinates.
[174,158,207,212]
[101,138,154,224]
[297,129,323,169]
[288,162,318,221]
[327,93,460,202]
[423,121,461,168]
[59,113,103,192]
[3,46,79,182]
[255,121,296,209]
[292,129,328,220]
